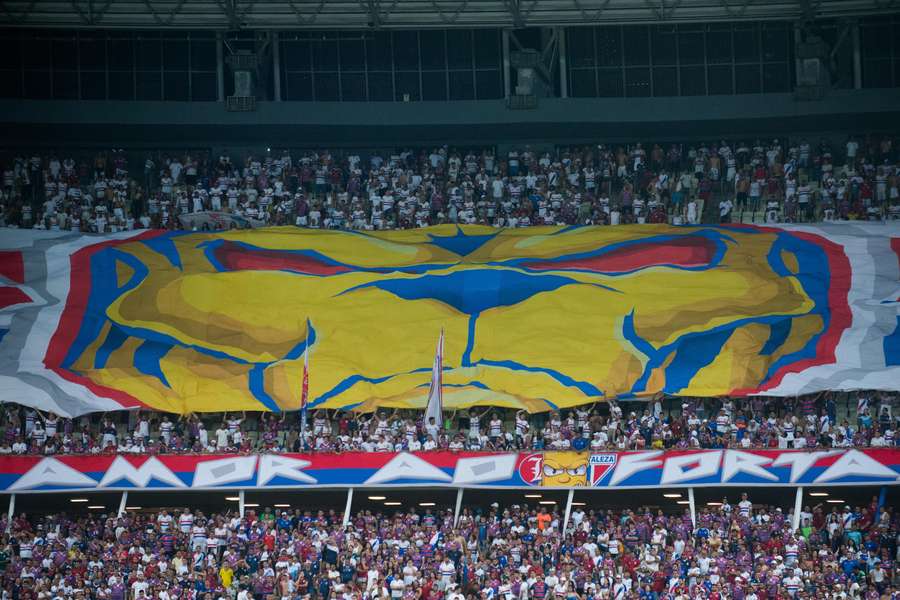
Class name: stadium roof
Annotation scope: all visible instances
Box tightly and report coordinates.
[0,0,896,30]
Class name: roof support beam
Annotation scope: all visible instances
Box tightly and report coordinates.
[0,0,38,24]
[505,0,524,28]
[798,0,823,28]
[366,0,382,28]
[217,0,256,29]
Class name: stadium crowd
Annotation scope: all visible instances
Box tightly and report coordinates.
[0,487,896,599]
[1,393,896,457]
[1,134,898,233]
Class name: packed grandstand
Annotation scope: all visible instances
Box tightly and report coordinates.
[2,394,897,456]
[2,135,900,234]
[2,492,896,600]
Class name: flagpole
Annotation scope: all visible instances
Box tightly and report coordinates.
[438,328,443,416]
[300,325,309,449]
[424,329,444,432]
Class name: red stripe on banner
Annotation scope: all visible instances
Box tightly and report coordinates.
[803,448,900,467]
[730,228,853,395]
[761,231,853,390]
[52,454,224,472]
[54,455,117,471]
[44,230,166,410]
[810,453,845,467]
[0,250,25,283]
[298,451,471,470]
[0,451,513,476]
[523,237,716,273]
[0,456,44,474]
[0,286,31,309]
[213,241,351,276]
[619,449,707,469]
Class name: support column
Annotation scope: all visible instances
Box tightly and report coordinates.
[216,32,225,102]
[502,29,511,99]
[558,27,568,98]
[272,31,282,101]
[793,25,803,88]
[238,489,246,517]
[454,488,464,526]
[852,22,862,89]
[562,488,575,534]
[117,491,129,518]
[6,493,14,532]
[342,487,354,527]
[688,487,696,527]
[792,486,804,531]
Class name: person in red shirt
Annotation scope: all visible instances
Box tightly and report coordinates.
[857,508,873,531]
[621,551,640,577]
[652,571,667,593]
[420,577,434,600]
[574,528,588,545]
[753,164,767,182]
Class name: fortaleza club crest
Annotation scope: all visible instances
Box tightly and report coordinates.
[589,454,617,486]
[517,453,544,486]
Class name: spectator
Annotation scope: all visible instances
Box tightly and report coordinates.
[3,136,894,233]
[0,392,896,458]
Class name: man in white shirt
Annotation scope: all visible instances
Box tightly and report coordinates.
[157,510,174,533]
[425,417,440,440]
[236,586,253,600]
[870,562,887,591]
[783,571,802,596]
[571,507,585,527]
[215,427,230,450]
[719,198,733,222]
[131,572,150,598]
[846,138,859,162]
[544,568,559,590]
[197,422,209,448]
[178,509,194,534]
[447,585,465,600]
[390,576,406,599]
[439,557,456,588]
[11,437,27,454]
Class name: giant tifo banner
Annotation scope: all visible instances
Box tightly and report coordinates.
[1,224,899,417]
[0,450,897,492]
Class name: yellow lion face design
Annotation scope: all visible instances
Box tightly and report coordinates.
[55,224,835,413]
[541,451,589,487]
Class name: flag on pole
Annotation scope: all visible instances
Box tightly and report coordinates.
[300,326,310,446]
[429,530,442,547]
[424,329,444,428]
